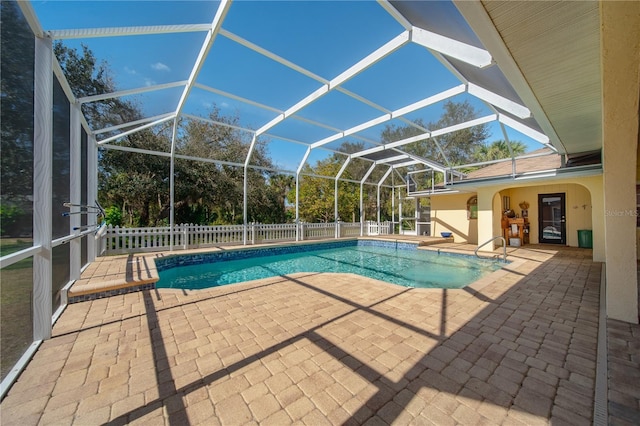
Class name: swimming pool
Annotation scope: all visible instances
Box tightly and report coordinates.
[156,240,504,290]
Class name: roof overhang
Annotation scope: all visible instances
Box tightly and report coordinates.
[443,164,603,192]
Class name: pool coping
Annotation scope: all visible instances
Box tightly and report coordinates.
[67,236,503,303]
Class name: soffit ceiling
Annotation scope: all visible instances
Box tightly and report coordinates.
[463,0,603,154]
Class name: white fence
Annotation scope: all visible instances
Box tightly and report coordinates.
[101,221,392,255]
[366,221,391,236]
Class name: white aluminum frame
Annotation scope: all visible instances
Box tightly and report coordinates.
[48,23,212,39]
[41,3,553,184]
[359,164,377,235]
[69,104,82,282]
[33,36,53,342]
[1,0,569,401]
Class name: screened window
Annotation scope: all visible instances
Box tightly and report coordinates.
[0,1,36,382]
[52,75,71,240]
[0,257,34,382]
[81,127,88,268]
[0,1,35,254]
[52,244,70,312]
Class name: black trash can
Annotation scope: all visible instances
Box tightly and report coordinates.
[577,230,593,248]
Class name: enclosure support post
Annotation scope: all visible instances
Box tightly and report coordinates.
[376,186,381,223]
[69,104,82,281]
[243,134,258,245]
[33,36,53,341]
[399,186,403,235]
[359,184,364,236]
[335,158,351,238]
[169,117,178,251]
[359,164,376,237]
[391,172,395,234]
[431,170,434,193]
[377,167,393,227]
[296,147,312,242]
[87,134,98,261]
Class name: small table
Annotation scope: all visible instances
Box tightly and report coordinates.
[504,218,529,245]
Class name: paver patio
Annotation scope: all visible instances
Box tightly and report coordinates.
[1,243,637,425]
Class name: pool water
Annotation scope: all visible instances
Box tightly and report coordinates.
[157,243,503,290]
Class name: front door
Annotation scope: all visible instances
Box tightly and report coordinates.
[538,193,566,244]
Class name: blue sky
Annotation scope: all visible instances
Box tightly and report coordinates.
[33,1,544,172]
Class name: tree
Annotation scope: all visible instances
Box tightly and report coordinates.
[295,164,336,223]
[472,140,527,162]
[173,109,286,225]
[262,174,294,223]
[431,101,490,165]
[55,42,290,227]
[55,41,171,226]
[99,129,171,226]
[292,161,360,223]
[289,140,397,223]
[1,1,35,237]
[334,142,394,221]
[54,42,140,129]
[381,118,436,160]
[382,100,490,167]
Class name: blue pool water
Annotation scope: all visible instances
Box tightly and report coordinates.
[156,240,503,290]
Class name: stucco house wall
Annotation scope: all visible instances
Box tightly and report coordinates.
[429,193,478,244]
[498,183,592,246]
[429,179,599,251]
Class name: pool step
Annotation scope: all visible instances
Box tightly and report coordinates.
[68,254,160,303]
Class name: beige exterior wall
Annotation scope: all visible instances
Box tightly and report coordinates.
[429,193,478,244]
[498,183,592,247]
[429,175,604,260]
[477,187,497,251]
[636,114,640,261]
[601,1,640,323]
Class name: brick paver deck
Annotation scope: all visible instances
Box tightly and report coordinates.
[1,244,636,425]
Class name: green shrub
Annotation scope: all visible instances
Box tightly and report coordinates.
[0,204,22,236]
[104,205,123,227]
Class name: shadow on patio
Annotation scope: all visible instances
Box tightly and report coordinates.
[1,245,602,425]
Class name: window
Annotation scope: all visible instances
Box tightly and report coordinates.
[467,196,478,220]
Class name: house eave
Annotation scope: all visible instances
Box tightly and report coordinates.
[430,164,603,194]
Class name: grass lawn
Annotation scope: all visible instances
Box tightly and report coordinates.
[0,238,33,257]
[1,239,70,381]
[1,248,33,381]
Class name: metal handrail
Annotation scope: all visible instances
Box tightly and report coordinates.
[475,236,507,262]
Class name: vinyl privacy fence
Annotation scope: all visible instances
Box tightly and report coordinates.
[100,221,392,255]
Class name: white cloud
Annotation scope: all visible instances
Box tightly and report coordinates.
[151,62,170,72]
[124,66,137,75]
[144,78,157,87]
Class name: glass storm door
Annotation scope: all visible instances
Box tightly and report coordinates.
[538,193,566,244]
